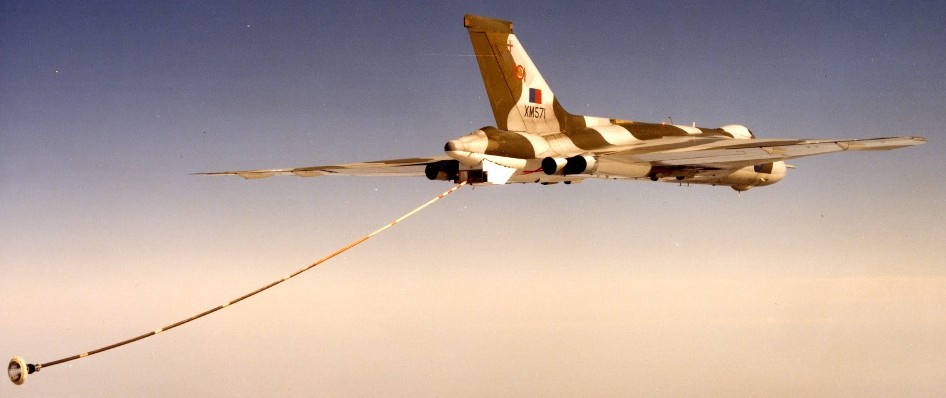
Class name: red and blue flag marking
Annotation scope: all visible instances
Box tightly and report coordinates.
[529,88,542,104]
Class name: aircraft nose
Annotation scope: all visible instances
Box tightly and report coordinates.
[444,140,462,152]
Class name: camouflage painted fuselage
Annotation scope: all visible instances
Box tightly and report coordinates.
[437,14,785,190]
[204,14,924,190]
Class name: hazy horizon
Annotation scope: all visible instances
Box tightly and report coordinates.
[2,1,944,396]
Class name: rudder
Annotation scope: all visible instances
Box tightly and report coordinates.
[464,14,572,135]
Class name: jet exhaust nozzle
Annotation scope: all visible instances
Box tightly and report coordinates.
[425,160,460,181]
[541,157,566,175]
[542,156,595,175]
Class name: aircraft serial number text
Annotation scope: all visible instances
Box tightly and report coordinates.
[524,105,545,119]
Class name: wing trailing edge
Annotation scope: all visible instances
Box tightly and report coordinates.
[197,157,450,180]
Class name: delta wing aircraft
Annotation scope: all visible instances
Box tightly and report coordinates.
[204,14,926,191]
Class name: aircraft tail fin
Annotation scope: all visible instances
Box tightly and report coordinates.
[464,14,574,134]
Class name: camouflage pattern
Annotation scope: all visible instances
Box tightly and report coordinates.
[442,14,924,190]
[202,14,926,192]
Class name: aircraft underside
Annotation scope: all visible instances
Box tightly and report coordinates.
[200,14,925,192]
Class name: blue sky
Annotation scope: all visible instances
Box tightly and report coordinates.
[2,1,945,396]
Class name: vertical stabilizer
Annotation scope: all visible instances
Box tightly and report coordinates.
[464,14,572,134]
